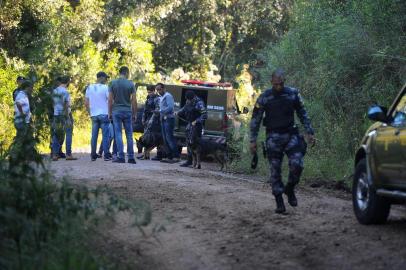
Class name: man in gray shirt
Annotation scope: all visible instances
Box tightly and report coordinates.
[108,66,137,164]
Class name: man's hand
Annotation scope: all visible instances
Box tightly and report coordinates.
[250,142,257,155]
[192,120,196,126]
[108,114,112,121]
[305,134,316,147]
[132,114,137,123]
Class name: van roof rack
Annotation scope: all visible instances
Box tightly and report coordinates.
[181,80,232,88]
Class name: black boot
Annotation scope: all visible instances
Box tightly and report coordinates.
[285,184,298,207]
[274,194,286,214]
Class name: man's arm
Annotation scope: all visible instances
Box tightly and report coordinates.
[85,98,90,114]
[108,91,113,120]
[177,105,186,119]
[84,85,90,114]
[249,97,265,153]
[131,93,137,121]
[294,91,315,145]
[64,93,70,117]
[16,101,24,115]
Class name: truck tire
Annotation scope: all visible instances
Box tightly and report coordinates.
[352,158,390,224]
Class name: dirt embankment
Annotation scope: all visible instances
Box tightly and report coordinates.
[51,154,406,270]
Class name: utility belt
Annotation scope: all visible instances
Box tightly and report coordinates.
[265,126,299,135]
[263,126,307,157]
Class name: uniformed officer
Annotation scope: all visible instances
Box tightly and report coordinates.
[177,90,207,166]
[250,69,315,214]
[138,85,162,160]
[142,85,159,126]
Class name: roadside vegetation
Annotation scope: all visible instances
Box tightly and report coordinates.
[0,85,152,268]
[0,0,405,180]
[0,132,152,269]
[231,0,405,181]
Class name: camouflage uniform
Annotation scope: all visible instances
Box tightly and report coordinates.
[178,96,207,145]
[250,87,314,196]
[141,94,162,147]
[143,93,159,125]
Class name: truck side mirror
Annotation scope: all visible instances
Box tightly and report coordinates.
[242,107,249,114]
[367,105,388,123]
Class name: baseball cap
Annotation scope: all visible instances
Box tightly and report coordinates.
[16,76,26,81]
[96,71,109,78]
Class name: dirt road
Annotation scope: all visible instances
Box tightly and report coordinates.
[51,154,406,270]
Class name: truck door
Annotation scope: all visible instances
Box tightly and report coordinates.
[374,93,406,187]
[391,93,406,186]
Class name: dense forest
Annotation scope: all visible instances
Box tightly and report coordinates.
[0,0,405,178]
[0,0,405,268]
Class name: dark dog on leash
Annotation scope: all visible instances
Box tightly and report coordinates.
[138,131,162,159]
[188,136,228,171]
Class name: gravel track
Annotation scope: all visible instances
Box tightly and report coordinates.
[51,154,406,270]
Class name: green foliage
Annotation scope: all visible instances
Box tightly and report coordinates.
[0,84,152,269]
[1,0,404,185]
[240,0,406,180]
[0,137,152,269]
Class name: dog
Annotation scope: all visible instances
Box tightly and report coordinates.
[138,131,162,160]
[187,126,228,170]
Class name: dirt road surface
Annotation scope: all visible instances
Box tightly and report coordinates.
[51,154,406,270]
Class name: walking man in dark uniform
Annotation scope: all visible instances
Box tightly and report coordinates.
[250,69,315,214]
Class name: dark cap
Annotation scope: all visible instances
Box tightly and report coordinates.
[16,76,26,81]
[96,71,109,78]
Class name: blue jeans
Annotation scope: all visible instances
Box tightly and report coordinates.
[161,117,179,159]
[98,122,117,157]
[112,111,134,159]
[52,115,73,156]
[91,114,110,158]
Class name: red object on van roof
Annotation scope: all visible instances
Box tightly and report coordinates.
[181,80,232,88]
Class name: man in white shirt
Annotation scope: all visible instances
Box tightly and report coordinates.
[14,80,33,137]
[85,71,111,161]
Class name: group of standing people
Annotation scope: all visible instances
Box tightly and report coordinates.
[84,67,207,166]
[12,66,208,167]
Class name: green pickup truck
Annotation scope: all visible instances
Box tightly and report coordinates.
[353,83,406,224]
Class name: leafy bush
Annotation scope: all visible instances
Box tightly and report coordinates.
[239,0,406,181]
[0,107,152,269]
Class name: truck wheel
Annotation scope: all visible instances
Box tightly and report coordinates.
[352,158,390,224]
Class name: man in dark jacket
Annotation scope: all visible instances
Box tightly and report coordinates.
[177,90,207,166]
[250,69,315,214]
[137,85,162,159]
